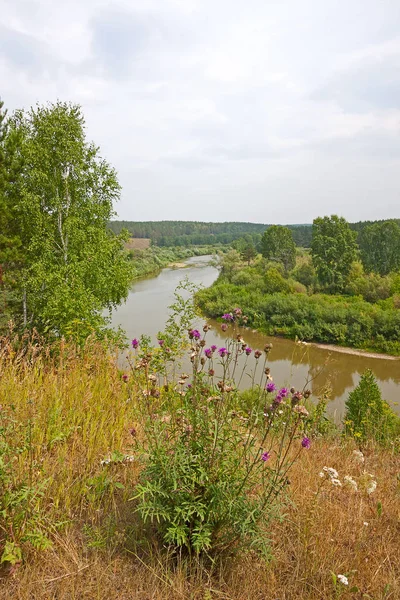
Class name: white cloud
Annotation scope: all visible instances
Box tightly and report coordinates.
[1,0,400,222]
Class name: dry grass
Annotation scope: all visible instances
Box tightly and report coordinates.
[0,337,399,599]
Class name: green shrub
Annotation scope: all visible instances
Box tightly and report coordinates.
[129,302,314,558]
[344,369,400,447]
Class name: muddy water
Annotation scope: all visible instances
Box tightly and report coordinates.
[110,255,400,418]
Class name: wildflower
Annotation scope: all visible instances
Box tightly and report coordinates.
[203,324,210,332]
[245,346,252,355]
[218,347,227,357]
[337,574,349,586]
[291,391,303,406]
[366,480,377,495]
[363,521,369,526]
[204,348,213,358]
[352,449,365,464]
[278,387,289,398]
[131,338,139,349]
[331,478,342,487]
[273,394,283,404]
[254,350,262,359]
[264,343,273,353]
[233,307,242,316]
[323,466,339,479]
[222,313,234,321]
[344,475,358,492]
[301,436,311,449]
[294,405,309,417]
[124,455,135,463]
[221,323,228,332]
[100,458,111,466]
[129,427,137,437]
[211,345,217,352]
[208,369,215,376]
[189,329,201,340]
[266,382,276,393]
[261,451,271,462]
[158,339,164,346]
[122,374,128,382]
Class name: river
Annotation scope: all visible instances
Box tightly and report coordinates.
[110,255,400,418]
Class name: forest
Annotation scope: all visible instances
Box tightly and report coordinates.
[108,218,400,249]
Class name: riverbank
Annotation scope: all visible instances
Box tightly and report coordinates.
[128,245,221,280]
[196,273,400,356]
[312,341,400,360]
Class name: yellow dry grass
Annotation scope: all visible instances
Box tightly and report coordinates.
[0,337,399,599]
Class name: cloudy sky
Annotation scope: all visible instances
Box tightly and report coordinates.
[1,0,400,223]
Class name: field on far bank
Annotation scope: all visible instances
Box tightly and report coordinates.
[125,237,151,250]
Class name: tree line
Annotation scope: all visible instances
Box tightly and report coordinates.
[108,220,313,248]
[260,217,400,291]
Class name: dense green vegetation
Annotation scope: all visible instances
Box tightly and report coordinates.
[128,245,222,279]
[0,100,132,342]
[197,215,400,355]
[108,220,313,248]
[109,218,400,251]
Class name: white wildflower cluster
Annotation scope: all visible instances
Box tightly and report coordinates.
[343,475,358,492]
[319,466,342,486]
[100,454,135,466]
[319,459,377,495]
[337,574,349,586]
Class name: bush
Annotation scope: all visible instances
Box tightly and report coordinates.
[129,306,315,558]
[344,369,400,447]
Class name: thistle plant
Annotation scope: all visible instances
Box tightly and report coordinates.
[128,304,317,558]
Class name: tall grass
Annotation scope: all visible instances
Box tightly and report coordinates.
[1,333,399,599]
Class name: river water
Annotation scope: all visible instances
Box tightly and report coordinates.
[110,255,400,418]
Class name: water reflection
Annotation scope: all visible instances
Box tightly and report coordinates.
[110,255,400,418]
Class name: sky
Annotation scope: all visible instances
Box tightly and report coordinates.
[1,0,400,223]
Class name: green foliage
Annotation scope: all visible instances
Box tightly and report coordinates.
[1,101,133,341]
[264,267,292,294]
[196,281,400,354]
[359,220,400,275]
[108,221,314,248]
[129,295,313,558]
[261,225,296,272]
[291,261,317,289]
[344,370,400,446]
[0,405,51,565]
[311,215,358,292]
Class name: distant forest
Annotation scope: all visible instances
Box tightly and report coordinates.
[108,219,400,248]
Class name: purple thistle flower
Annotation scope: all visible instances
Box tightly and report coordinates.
[131,338,139,349]
[122,374,128,382]
[158,339,164,346]
[187,384,192,389]
[222,313,234,321]
[245,347,252,355]
[273,393,284,404]
[233,307,242,316]
[278,387,289,398]
[218,347,227,357]
[261,451,271,462]
[204,348,213,359]
[211,345,217,352]
[301,436,311,449]
[266,382,276,393]
[189,329,201,340]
